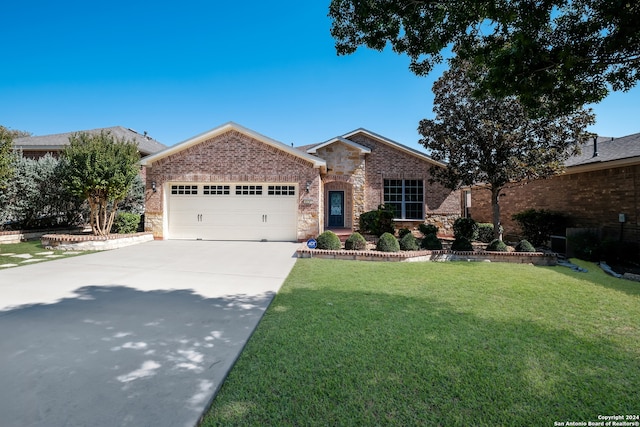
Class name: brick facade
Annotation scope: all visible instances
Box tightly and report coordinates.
[346,132,461,235]
[144,130,322,240]
[470,164,640,242]
[142,124,462,241]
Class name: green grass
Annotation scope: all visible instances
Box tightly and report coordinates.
[0,240,91,268]
[202,259,640,426]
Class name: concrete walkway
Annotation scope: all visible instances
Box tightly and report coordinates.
[0,240,299,427]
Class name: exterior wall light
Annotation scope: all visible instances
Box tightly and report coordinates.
[152,181,157,193]
[306,181,311,193]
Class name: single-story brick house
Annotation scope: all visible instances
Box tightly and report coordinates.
[140,122,460,241]
[12,126,166,159]
[468,132,640,242]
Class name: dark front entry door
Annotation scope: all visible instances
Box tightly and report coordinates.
[328,191,344,227]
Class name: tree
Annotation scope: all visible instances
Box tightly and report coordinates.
[329,0,640,115]
[0,126,16,189]
[61,131,140,236]
[418,63,594,240]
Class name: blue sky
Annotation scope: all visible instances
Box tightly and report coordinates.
[2,1,639,151]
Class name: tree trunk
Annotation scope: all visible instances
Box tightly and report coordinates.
[491,187,503,241]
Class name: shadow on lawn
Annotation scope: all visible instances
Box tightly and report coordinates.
[205,285,640,427]
[0,285,274,427]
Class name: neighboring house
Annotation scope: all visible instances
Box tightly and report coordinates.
[12,126,166,159]
[140,122,460,241]
[469,132,640,242]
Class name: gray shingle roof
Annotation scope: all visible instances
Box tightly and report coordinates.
[13,126,166,156]
[566,132,640,168]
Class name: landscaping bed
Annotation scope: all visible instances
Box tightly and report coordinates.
[297,246,557,265]
[41,232,154,251]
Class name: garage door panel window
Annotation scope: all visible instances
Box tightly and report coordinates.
[171,185,198,195]
[236,185,263,195]
[268,185,296,196]
[383,179,424,220]
[203,185,230,195]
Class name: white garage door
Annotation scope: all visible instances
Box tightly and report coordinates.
[167,183,298,241]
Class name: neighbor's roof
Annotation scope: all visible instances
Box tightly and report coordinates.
[13,126,167,156]
[565,132,640,172]
[140,121,327,171]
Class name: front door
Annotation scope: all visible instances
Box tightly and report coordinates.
[328,191,344,227]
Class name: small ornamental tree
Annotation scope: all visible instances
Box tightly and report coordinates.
[61,131,140,236]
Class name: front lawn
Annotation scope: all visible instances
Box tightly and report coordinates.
[0,240,90,268]
[202,259,640,426]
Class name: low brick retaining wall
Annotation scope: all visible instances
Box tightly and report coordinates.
[0,228,84,244]
[41,232,154,251]
[296,248,557,266]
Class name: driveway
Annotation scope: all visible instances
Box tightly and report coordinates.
[0,240,299,427]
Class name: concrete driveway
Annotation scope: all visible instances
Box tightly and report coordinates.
[0,240,299,427]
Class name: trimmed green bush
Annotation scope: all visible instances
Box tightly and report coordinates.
[345,232,367,251]
[112,212,141,234]
[453,217,478,241]
[486,239,509,252]
[515,240,536,253]
[359,204,396,237]
[477,223,504,243]
[399,233,418,251]
[451,237,473,252]
[398,228,412,238]
[419,223,438,236]
[316,231,342,250]
[376,232,400,252]
[420,233,443,250]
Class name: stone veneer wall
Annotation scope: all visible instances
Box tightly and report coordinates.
[470,164,640,241]
[144,130,322,241]
[316,142,367,228]
[345,133,461,236]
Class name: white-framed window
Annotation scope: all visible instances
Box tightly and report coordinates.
[384,179,424,220]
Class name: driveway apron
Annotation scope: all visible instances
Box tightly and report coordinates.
[0,240,298,427]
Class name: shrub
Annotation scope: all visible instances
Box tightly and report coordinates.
[359,204,396,237]
[398,228,412,238]
[453,217,478,241]
[376,232,400,252]
[399,233,418,251]
[0,153,85,230]
[515,240,536,252]
[420,233,443,250]
[486,239,509,252]
[599,239,640,265]
[418,223,438,236]
[316,230,342,250]
[512,209,570,247]
[568,231,600,261]
[112,212,141,234]
[477,223,504,243]
[344,232,367,250]
[451,237,473,251]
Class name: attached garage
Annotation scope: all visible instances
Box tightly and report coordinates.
[141,122,325,241]
[167,183,298,241]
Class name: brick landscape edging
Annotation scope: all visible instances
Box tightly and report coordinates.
[296,247,557,266]
[41,232,154,251]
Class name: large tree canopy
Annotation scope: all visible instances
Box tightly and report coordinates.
[419,63,594,239]
[61,131,140,236]
[329,0,640,114]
